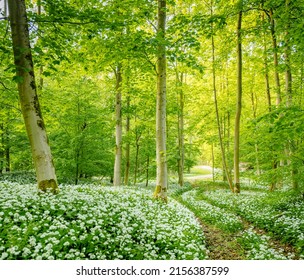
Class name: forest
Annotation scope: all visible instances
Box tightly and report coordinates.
[0,0,304,260]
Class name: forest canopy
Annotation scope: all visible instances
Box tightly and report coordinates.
[1,0,304,194]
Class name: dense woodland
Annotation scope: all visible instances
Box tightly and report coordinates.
[0,0,304,260]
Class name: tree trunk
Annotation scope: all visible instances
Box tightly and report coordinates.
[176,70,184,187]
[154,0,168,202]
[211,143,215,182]
[145,155,150,187]
[37,2,43,89]
[8,0,58,193]
[262,12,272,113]
[284,0,298,189]
[5,128,10,172]
[124,93,130,185]
[0,123,3,174]
[234,7,243,194]
[113,65,122,186]
[269,9,282,106]
[75,150,80,185]
[133,135,140,185]
[211,1,233,192]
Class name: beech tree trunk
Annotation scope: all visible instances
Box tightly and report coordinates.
[0,123,3,173]
[113,65,122,186]
[284,0,298,189]
[154,0,168,202]
[124,95,131,186]
[133,129,140,185]
[210,1,233,192]
[269,9,282,106]
[145,155,150,187]
[176,71,184,187]
[5,123,10,172]
[262,12,272,113]
[234,8,243,194]
[8,0,58,193]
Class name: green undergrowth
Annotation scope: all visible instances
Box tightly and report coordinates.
[0,182,207,260]
[173,181,304,260]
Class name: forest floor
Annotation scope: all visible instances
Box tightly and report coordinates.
[198,222,244,260]
[0,172,303,260]
[199,216,299,260]
[172,179,303,260]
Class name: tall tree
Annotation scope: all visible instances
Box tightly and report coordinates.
[176,69,185,187]
[154,0,168,202]
[113,64,123,186]
[7,0,58,193]
[234,2,243,193]
[210,1,234,192]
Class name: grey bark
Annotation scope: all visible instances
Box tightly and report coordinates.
[8,0,58,193]
[154,0,168,202]
[113,65,123,186]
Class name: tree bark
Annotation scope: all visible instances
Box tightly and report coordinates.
[210,1,233,192]
[154,0,168,202]
[234,7,243,194]
[284,0,298,189]
[37,2,43,89]
[124,95,131,186]
[133,131,140,185]
[0,123,3,174]
[5,124,10,172]
[262,12,272,113]
[8,0,58,193]
[176,70,184,187]
[269,9,282,106]
[145,155,150,187]
[113,65,123,186]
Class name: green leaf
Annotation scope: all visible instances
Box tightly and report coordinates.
[12,75,24,83]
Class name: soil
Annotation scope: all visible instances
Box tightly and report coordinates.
[197,221,245,260]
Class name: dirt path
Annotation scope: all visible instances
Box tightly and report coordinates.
[199,223,245,260]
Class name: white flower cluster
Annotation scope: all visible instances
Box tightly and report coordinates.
[239,228,292,260]
[181,190,243,232]
[187,188,303,258]
[0,182,207,260]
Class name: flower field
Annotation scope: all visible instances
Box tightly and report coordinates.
[173,184,304,260]
[1,178,303,260]
[0,181,207,260]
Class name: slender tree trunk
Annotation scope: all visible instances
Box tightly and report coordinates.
[284,0,298,189]
[262,13,272,113]
[133,133,140,185]
[234,7,243,194]
[113,65,122,186]
[145,155,150,187]
[75,150,80,185]
[211,143,215,182]
[265,9,281,190]
[210,10,233,191]
[250,80,261,175]
[265,70,272,111]
[0,123,3,174]
[176,70,184,187]
[269,9,282,106]
[124,96,131,186]
[5,128,10,172]
[8,0,58,193]
[154,0,168,202]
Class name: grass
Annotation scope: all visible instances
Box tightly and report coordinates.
[184,166,213,176]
